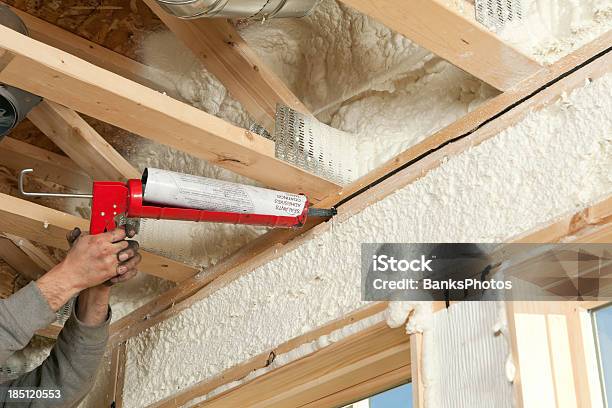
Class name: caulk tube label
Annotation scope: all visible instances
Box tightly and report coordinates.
[142,168,307,217]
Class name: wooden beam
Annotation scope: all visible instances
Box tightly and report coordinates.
[299,365,410,408]
[410,333,425,408]
[109,38,612,346]
[0,25,339,201]
[3,233,57,271]
[143,0,310,132]
[198,322,410,408]
[515,196,612,244]
[0,236,45,280]
[3,4,175,94]
[28,100,140,181]
[339,0,541,90]
[0,137,91,191]
[108,342,127,408]
[0,192,197,282]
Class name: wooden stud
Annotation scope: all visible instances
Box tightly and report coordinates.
[0,192,197,282]
[108,342,127,408]
[0,25,340,201]
[198,322,410,408]
[298,365,411,408]
[27,100,140,181]
[339,0,541,90]
[142,0,310,132]
[0,137,91,191]
[410,333,425,408]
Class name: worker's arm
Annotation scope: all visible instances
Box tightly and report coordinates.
[0,227,140,407]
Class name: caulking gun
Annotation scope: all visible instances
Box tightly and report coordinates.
[19,168,336,235]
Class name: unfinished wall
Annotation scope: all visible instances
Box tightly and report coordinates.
[122,73,612,407]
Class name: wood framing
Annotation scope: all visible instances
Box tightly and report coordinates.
[0,137,91,191]
[0,236,45,281]
[0,193,197,282]
[143,0,310,132]
[109,35,612,348]
[0,25,339,201]
[150,303,395,407]
[28,100,140,181]
[3,233,58,271]
[506,300,612,408]
[107,343,128,408]
[199,322,410,408]
[339,0,541,90]
[3,4,176,95]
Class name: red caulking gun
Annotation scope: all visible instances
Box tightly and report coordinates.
[19,168,336,235]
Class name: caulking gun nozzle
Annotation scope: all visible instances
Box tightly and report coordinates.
[307,207,337,219]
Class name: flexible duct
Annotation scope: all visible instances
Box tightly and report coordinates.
[155,0,319,19]
[0,5,42,139]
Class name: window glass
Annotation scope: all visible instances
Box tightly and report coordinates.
[593,305,612,405]
[345,382,412,408]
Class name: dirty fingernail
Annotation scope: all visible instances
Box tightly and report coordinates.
[119,253,129,261]
[118,266,127,274]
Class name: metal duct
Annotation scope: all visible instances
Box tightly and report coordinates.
[0,5,42,139]
[155,0,319,19]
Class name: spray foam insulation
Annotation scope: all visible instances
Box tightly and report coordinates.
[118,73,612,407]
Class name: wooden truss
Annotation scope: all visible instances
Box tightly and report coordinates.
[0,2,609,407]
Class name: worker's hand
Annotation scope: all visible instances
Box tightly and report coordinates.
[65,227,141,287]
[37,227,141,311]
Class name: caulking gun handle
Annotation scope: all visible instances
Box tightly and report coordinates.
[89,181,131,234]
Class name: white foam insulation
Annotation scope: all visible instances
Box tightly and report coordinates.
[499,0,612,65]
[118,69,612,407]
[427,301,513,408]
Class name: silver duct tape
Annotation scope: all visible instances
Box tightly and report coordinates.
[155,0,318,19]
[475,0,524,32]
[273,105,356,186]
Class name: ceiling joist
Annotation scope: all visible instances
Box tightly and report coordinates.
[4,4,175,94]
[0,136,91,191]
[143,0,311,132]
[339,0,542,90]
[28,100,140,181]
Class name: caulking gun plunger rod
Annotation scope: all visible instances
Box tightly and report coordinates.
[19,169,93,198]
[18,168,336,233]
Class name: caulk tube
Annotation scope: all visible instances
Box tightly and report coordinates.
[141,168,308,217]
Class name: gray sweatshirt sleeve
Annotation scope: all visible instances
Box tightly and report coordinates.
[0,283,111,408]
[0,282,56,366]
